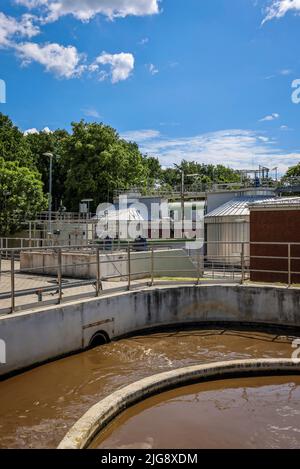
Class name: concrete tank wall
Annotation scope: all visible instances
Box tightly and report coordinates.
[20,249,198,280]
[0,285,300,377]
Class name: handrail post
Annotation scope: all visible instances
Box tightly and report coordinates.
[196,247,201,285]
[241,243,245,285]
[127,244,131,291]
[10,251,15,314]
[96,247,102,296]
[57,248,63,304]
[0,238,2,275]
[288,243,291,287]
[150,246,154,287]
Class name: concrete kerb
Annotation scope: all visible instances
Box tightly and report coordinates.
[57,358,300,449]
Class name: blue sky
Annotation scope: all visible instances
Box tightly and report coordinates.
[1,0,300,173]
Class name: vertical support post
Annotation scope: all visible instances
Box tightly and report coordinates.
[0,238,2,274]
[288,243,291,287]
[181,171,185,239]
[127,244,131,291]
[241,243,245,285]
[96,247,101,296]
[196,248,201,285]
[29,221,32,248]
[150,246,154,287]
[10,251,15,314]
[0,250,1,280]
[48,154,53,237]
[57,248,63,304]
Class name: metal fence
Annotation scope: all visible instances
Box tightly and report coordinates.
[0,241,299,315]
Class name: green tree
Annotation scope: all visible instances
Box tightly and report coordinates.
[25,129,69,209]
[0,158,46,236]
[144,156,162,186]
[160,161,241,188]
[0,114,34,167]
[283,162,300,179]
[61,121,150,210]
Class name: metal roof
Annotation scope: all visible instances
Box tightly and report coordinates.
[249,197,300,209]
[205,196,274,219]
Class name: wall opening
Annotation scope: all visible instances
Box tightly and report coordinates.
[88,331,110,348]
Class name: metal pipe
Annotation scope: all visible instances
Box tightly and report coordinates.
[150,246,154,287]
[10,252,15,314]
[288,243,291,286]
[57,248,63,304]
[96,247,102,296]
[241,243,245,285]
[197,248,201,285]
[127,245,131,291]
[49,154,53,236]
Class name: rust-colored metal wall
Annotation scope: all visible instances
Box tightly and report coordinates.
[250,209,300,284]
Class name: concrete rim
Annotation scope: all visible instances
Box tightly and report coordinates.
[57,358,300,449]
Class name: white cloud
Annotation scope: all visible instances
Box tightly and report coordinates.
[15,1,48,7]
[122,128,300,174]
[122,129,161,141]
[259,113,280,122]
[148,63,159,75]
[280,68,292,75]
[24,126,53,135]
[139,37,149,45]
[91,52,134,83]
[42,126,53,133]
[0,12,40,47]
[24,127,39,135]
[263,0,300,24]
[82,107,101,118]
[15,41,85,78]
[15,0,160,22]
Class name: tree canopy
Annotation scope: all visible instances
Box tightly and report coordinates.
[0,158,46,236]
[0,114,33,167]
[282,162,300,179]
[61,121,150,211]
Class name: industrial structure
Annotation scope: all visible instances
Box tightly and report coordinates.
[204,189,275,265]
[249,197,300,284]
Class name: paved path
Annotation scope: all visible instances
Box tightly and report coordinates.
[0,258,242,314]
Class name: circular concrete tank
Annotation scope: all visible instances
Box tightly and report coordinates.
[58,358,300,449]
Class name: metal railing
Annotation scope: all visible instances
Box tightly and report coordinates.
[0,241,299,315]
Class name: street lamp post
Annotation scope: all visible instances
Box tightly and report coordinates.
[174,164,185,239]
[43,152,54,237]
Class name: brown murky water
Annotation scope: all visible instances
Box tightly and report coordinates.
[91,376,300,449]
[0,329,298,448]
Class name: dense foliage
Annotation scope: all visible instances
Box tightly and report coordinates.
[282,162,300,179]
[0,158,46,236]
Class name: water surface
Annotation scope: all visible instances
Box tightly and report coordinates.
[0,329,297,448]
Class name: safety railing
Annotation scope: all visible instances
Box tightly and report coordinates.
[0,241,299,315]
